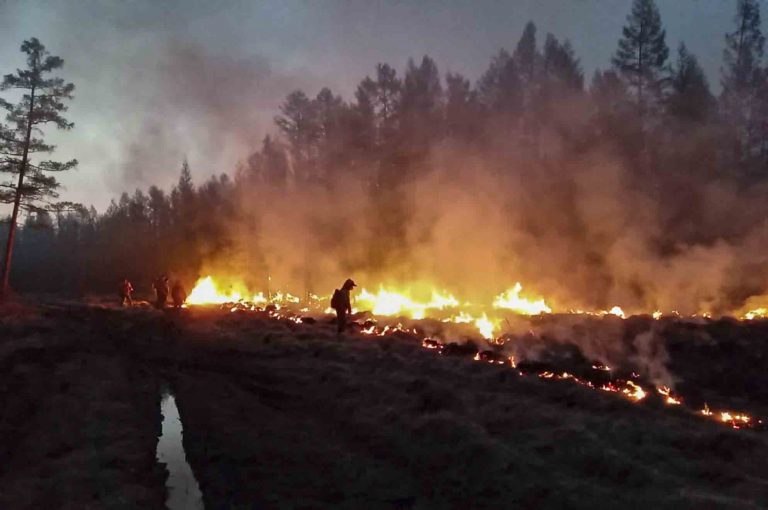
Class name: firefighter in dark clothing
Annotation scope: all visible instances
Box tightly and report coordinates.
[120,278,134,307]
[331,278,356,334]
[171,281,187,309]
[153,275,170,309]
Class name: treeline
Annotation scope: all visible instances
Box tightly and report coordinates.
[4,0,768,297]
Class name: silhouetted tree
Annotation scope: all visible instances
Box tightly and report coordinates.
[720,0,766,169]
[357,64,402,148]
[668,44,714,123]
[513,22,540,89]
[275,90,319,182]
[400,56,444,152]
[0,38,77,298]
[543,34,583,92]
[612,0,669,123]
[314,87,351,181]
[477,49,523,127]
[445,72,480,141]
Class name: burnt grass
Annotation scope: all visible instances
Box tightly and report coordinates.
[2,304,768,508]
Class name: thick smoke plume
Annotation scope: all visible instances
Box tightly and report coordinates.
[198,129,768,317]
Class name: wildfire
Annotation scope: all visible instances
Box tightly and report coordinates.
[355,286,459,319]
[743,307,768,320]
[657,386,682,405]
[188,276,248,305]
[492,283,551,315]
[599,380,646,401]
[473,313,499,339]
[184,275,761,432]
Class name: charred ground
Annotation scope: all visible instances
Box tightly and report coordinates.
[1,303,768,509]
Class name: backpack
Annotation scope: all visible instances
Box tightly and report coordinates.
[330,289,343,310]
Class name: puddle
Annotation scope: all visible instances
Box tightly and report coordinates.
[157,388,204,510]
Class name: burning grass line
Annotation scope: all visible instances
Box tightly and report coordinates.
[189,300,763,432]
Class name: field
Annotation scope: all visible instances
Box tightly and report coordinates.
[1,302,768,509]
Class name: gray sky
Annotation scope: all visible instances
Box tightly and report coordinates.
[0,0,757,211]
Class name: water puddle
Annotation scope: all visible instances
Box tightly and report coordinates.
[157,388,204,510]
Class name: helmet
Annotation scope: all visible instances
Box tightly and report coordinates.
[343,278,357,289]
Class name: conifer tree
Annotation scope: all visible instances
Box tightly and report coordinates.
[0,38,77,299]
[720,0,765,164]
[612,0,669,121]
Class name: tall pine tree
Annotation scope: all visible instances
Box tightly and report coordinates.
[612,0,669,123]
[720,0,765,167]
[668,44,714,123]
[0,38,77,299]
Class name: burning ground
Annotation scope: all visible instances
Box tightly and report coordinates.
[2,301,768,508]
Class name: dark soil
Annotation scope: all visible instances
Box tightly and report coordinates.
[2,303,768,509]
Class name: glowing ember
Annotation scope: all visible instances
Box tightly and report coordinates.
[592,362,611,372]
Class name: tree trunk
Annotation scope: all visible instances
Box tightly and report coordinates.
[0,87,35,301]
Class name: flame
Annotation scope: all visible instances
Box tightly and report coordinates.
[743,307,768,320]
[184,277,762,431]
[599,380,646,401]
[657,386,682,405]
[492,283,551,315]
[443,311,475,324]
[187,276,244,305]
[187,276,279,306]
[473,313,499,339]
[356,286,459,319]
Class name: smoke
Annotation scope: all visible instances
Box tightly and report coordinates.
[105,40,314,192]
[8,0,764,316]
[186,81,768,321]
[199,123,768,317]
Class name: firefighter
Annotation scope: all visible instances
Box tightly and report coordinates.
[153,274,170,309]
[331,278,356,334]
[171,281,187,309]
[120,278,134,307]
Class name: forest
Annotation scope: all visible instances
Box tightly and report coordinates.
[3,0,768,314]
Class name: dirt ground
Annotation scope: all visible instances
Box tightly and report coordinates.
[2,303,768,509]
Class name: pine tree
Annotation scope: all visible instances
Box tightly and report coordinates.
[720,0,765,165]
[177,158,194,197]
[445,72,480,140]
[356,64,402,147]
[477,49,522,118]
[668,44,714,123]
[590,69,634,145]
[612,0,669,121]
[513,22,539,88]
[274,90,320,182]
[543,34,583,92]
[0,38,77,299]
[313,87,350,178]
[400,55,444,149]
